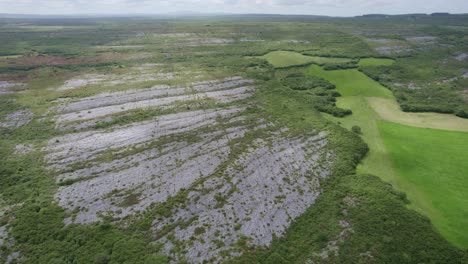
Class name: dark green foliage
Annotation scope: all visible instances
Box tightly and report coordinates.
[314,104,352,117]
[276,72,351,117]
[194,227,206,236]
[351,125,362,134]
[119,193,141,207]
[58,177,87,186]
[110,239,147,263]
[456,109,468,118]
[322,62,358,70]
[360,52,468,118]
[283,74,336,91]
[9,203,167,263]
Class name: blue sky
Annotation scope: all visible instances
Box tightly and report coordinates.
[0,0,467,16]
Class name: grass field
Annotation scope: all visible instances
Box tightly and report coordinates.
[379,121,468,248]
[309,65,400,183]
[306,64,393,97]
[368,97,468,132]
[307,64,468,248]
[322,97,399,182]
[262,51,351,68]
[358,58,395,67]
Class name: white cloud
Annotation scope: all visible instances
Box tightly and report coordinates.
[0,0,466,16]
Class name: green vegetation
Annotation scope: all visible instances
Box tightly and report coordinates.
[306,65,393,98]
[351,125,362,134]
[309,59,468,249]
[379,121,468,248]
[261,51,352,68]
[322,95,399,186]
[360,51,468,117]
[1,13,468,263]
[368,97,468,132]
[275,72,352,117]
[282,74,336,91]
[262,51,315,68]
[358,58,395,67]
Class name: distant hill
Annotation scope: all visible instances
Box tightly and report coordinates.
[0,12,467,20]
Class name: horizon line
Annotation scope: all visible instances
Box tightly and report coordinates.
[1,12,467,17]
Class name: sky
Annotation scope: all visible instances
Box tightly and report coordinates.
[0,0,467,17]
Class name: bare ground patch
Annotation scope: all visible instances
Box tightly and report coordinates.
[365,38,413,55]
[456,53,468,61]
[52,77,254,129]
[0,110,34,129]
[177,38,235,47]
[7,53,152,67]
[0,81,26,94]
[55,64,174,91]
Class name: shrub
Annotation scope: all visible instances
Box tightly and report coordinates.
[194,227,206,235]
[94,253,111,264]
[351,125,362,134]
[323,62,358,70]
[456,109,468,119]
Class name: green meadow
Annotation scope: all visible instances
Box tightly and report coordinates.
[306,64,393,97]
[306,62,468,248]
[261,51,351,68]
[310,64,401,185]
[379,121,468,248]
[358,57,395,67]
[368,97,468,132]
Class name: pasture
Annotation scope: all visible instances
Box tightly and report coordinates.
[307,62,468,247]
[379,121,468,248]
[262,51,351,68]
[368,97,468,132]
[306,65,393,97]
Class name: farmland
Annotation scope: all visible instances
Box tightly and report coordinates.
[0,13,467,263]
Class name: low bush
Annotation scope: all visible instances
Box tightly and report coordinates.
[351,125,362,134]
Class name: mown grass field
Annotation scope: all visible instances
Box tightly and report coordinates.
[306,65,393,97]
[304,63,395,182]
[379,121,468,248]
[307,62,468,248]
[307,64,402,185]
[322,97,400,184]
[261,51,351,68]
[368,97,468,132]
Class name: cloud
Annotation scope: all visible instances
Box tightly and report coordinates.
[0,0,467,16]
